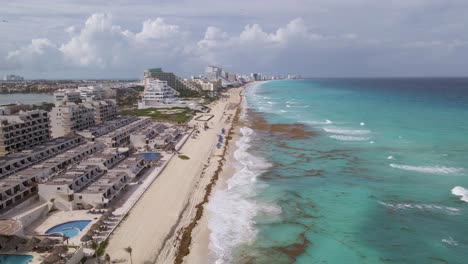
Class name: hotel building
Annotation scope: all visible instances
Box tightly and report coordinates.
[83,99,118,124]
[138,79,178,108]
[0,110,50,157]
[49,103,96,138]
[144,68,200,91]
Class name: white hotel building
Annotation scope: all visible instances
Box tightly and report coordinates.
[138,78,178,109]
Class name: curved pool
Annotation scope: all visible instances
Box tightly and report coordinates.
[0,254,33,264]
[45,220,91,238]
[139,152,160,161]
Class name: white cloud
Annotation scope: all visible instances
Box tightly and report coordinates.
[5,13,323,77]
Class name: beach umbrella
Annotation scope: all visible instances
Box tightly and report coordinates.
[19,236,41,251]
[38,238,58,251]
[90,224,100,231]
[42,253,61,264]
[80,234,92,242]
[51,244,69,255]
[3,235,28,251]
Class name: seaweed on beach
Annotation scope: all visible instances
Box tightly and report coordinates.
[173,92,243,264]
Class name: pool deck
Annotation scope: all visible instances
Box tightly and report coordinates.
[26,210,100,246]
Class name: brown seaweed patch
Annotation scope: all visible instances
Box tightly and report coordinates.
[304,169,324,177]
[276,142,312,151]
[428,257,449,264]
[273,233,310,259]
[247,110,317,140]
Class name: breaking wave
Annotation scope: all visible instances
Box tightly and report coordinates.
[207,127,275,264]
[329,135,370,141]
[389,164,464,175]
[323,127,371,135]
[378,201,459,215]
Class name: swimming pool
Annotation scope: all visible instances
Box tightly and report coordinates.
[139,152,160,161]
[45,220,91,238]
[0,254,33,264]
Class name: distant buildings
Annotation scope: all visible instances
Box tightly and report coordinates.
[0,110,50,157]
[54,89,82,104]
[205,65,223,80]
[3,75,24,82]
[138,79,178,109]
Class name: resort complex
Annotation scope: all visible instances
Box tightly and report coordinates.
[0,66,263,263]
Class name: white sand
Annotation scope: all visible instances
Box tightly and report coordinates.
[105,87,243,264]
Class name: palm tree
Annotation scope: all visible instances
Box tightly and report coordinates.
[124,246,133,264]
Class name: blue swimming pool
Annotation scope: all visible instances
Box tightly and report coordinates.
[45,220,91,238]
[139,152,160,161]
[0,254,33,264]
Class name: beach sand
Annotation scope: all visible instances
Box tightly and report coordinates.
[105,87,244,264]
[184,126,240,264]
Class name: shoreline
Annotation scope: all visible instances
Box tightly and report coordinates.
[184,125,241,264]
[104,86,245,263]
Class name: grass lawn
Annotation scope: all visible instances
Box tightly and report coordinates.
[120,107,194,123]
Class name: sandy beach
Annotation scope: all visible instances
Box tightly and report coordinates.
[105,86,244,264]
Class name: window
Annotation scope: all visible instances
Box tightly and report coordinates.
[57,187,61,190]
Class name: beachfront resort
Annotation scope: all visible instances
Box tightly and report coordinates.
[0,66,251,263]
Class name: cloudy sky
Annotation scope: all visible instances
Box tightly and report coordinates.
[1,0,468,79]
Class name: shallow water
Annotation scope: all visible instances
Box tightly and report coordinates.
[208,79,468,264]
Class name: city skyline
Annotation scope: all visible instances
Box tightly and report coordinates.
[1,0,468,79]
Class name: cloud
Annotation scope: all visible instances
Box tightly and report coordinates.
[3,5,468,78]
[7,38,64,71]
[5,13,324,77]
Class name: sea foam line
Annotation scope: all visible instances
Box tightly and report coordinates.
[389,164,464,175]
[329,135,369,141]
[323,127,371,135]
[378,201,459,214]
[207,127,276,264]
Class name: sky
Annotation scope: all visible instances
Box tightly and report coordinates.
[1,0,468,79]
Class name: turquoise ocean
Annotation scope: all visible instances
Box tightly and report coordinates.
[207,78,468,264]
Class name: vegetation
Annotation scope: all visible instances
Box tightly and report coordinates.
[178,155,190,160]
[120,107,194,124]
[178,89,200,98]
[95,240,108,256]
[124,246,133,264]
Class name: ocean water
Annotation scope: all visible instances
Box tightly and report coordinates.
[207,78,468,264]
[0,93,54,105]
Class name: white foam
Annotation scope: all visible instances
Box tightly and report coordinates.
[360,122,365,126]
[451,186,468,203]
[323,127,371,135]
[442,236,458,246]
[389,164,464,175]
[279,110,287,113]
[207,127,274,264]
[369,141,375,144]
[286,104,291,108]
[387,155,394,160]
[329,135,369,141]
[300,119,334,125]
[378,201,459,214]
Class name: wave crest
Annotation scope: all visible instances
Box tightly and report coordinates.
[323,127,371,135]
[378,201,459,214]
[451,186,468,203]
[329,135,369,141]
[207,127,273,264]
[390,164,464,175]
